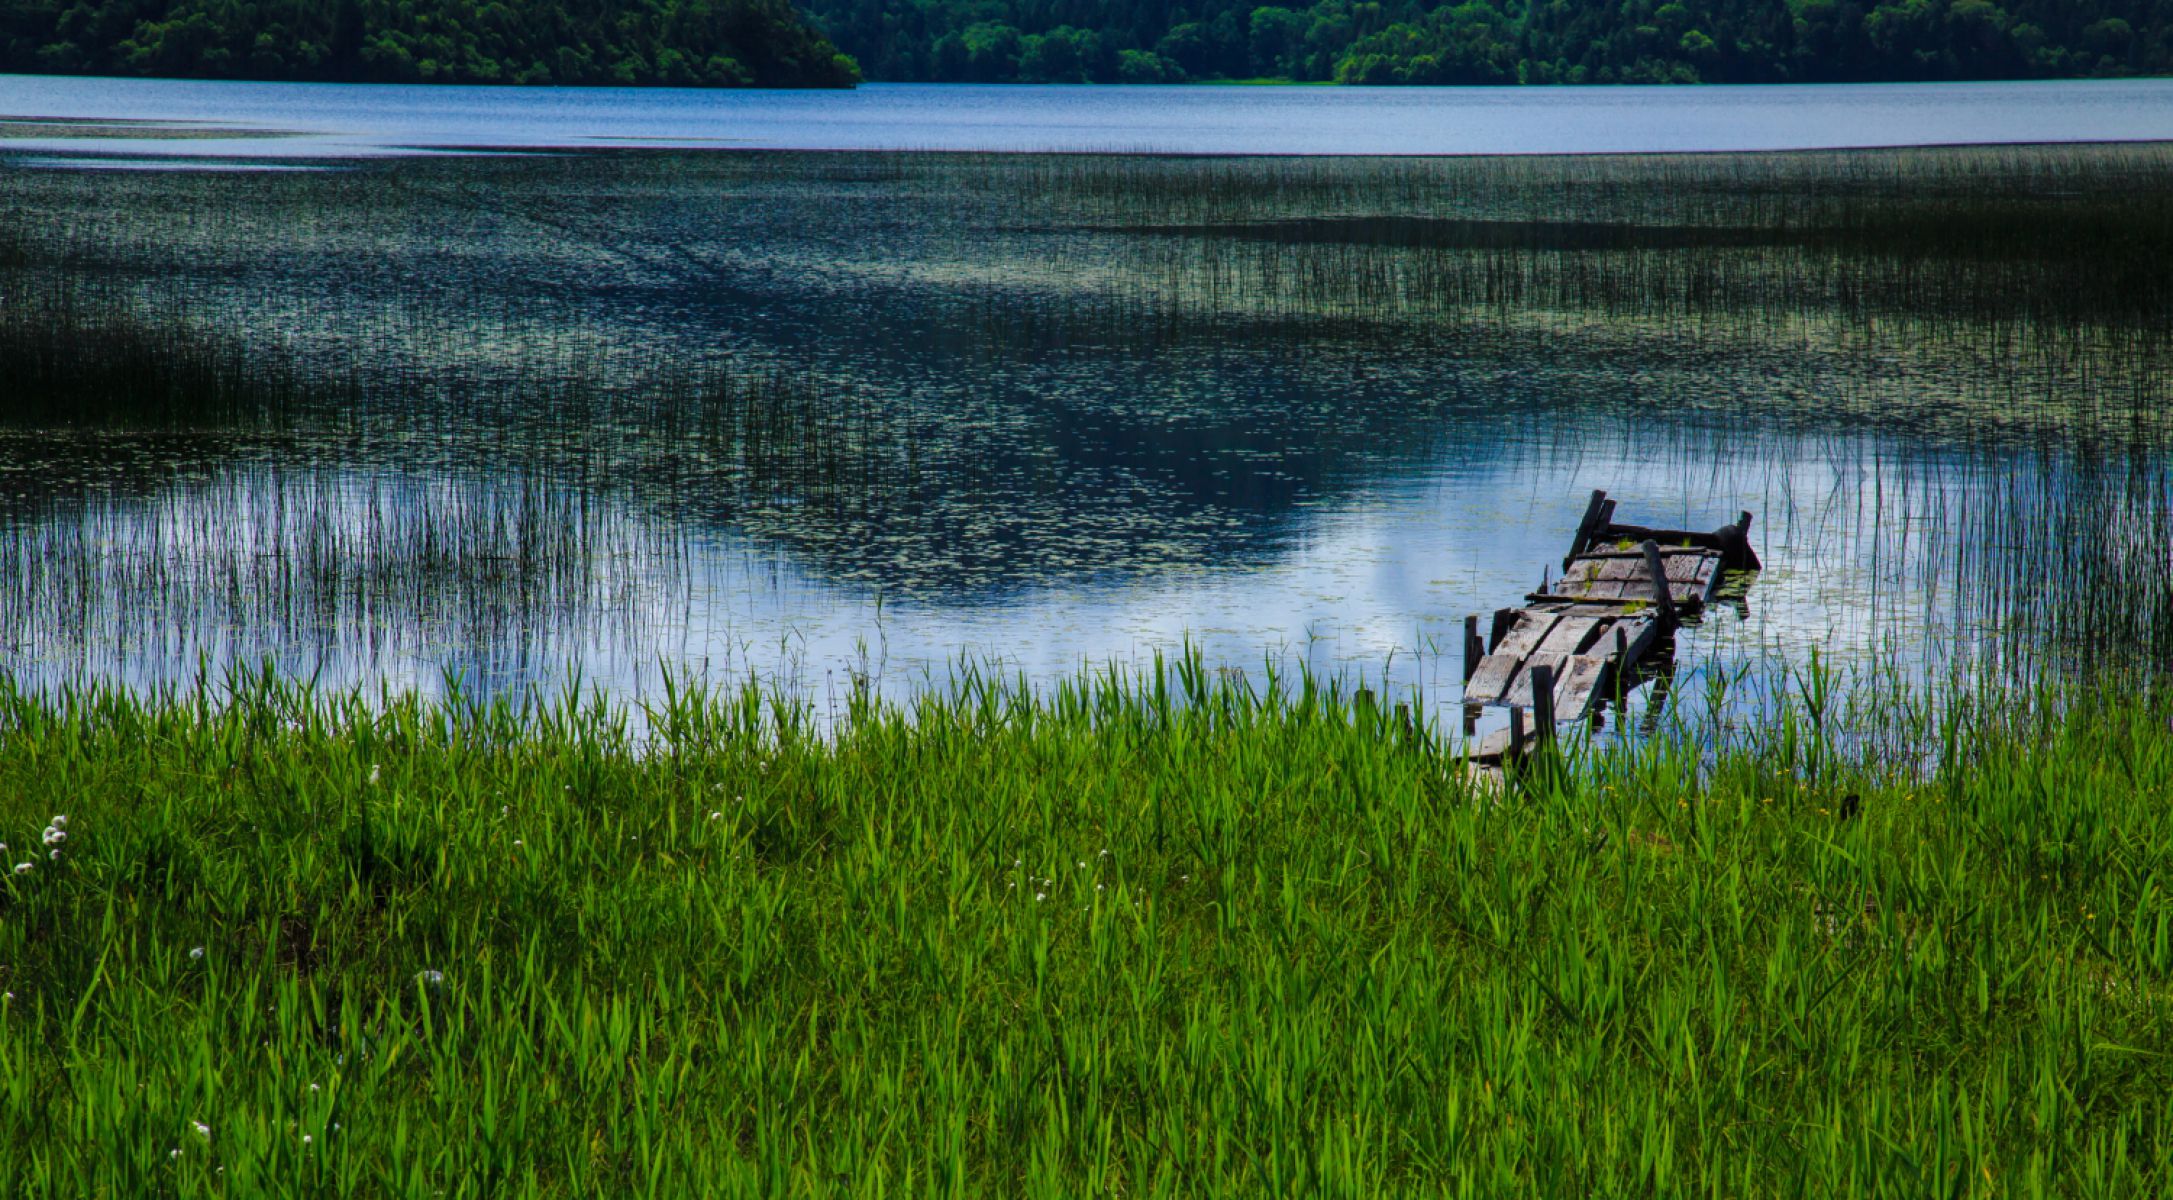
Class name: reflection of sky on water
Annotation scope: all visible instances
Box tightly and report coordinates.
[1,414,2072,738]
[2,147,2165,726]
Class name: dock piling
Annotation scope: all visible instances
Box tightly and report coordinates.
[1530,663,1556,739]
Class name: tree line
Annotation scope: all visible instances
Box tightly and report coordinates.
[803,0,2171,85]
[1,0,861,86]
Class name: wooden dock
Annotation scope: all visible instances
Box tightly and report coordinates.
[1462,490,1759,765]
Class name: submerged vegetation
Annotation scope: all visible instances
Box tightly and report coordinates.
[0,144,2169,693]
[0,665,2168,1193]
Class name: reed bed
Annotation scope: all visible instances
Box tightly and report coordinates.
[0,467,685,664]
[0,664,2165,1195]
[1,143,2168,690]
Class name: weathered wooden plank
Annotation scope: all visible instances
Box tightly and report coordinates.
[1557,565,1607,592]
[1469,724,1518,764]
[1463,653,1522,704]
[1601,558,1642,582]
[1523,589,1656,607]
[1553,653,1614,721]
[1502,651,1569,707]
[1610,617,1661,685]
[1535,614,1605,656]
[1492,609,1565,659]
[1568,546,1719,561]
[1663,554,1710,583]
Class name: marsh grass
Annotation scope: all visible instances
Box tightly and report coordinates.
[0,285,921,663]
[0,663,2167,1195]
[0,281,319,431]
[1,144,2169,690]
[0,467,687,661]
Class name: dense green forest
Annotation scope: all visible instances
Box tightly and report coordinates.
[805,0,2172,84]
[1,0,2165,89]
[0,0,861,85]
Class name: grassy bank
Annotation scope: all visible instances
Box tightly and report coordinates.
[0,667,2166,1196]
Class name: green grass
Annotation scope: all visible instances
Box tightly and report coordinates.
[0,664,2167,1196]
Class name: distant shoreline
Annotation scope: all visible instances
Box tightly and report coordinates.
[4,69,2168,90]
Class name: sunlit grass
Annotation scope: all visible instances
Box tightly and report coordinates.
[0,663,2167,1195]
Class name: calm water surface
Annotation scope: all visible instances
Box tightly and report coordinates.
[3,75,2173,162]
[1,142,2167,728]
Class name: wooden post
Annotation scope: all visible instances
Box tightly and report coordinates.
[1489,608,1515,652]
[1529,663,1556,741]
[1463,615,1483,683]
[1721,510,1760,571]
[1640,540,1677,626]
[1565,488,1608,569]
[1611,624,1629,704]
[1508,706,1526,760]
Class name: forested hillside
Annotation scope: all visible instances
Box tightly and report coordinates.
[0,0,861,86]
[804,0,2171,84]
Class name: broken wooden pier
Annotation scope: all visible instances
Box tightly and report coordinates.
[1462,489,1759,765]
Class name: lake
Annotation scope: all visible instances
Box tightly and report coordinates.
[1,87,2169,734]
[4,75,2173,161]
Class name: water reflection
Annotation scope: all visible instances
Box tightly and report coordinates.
[0,147,2167,718]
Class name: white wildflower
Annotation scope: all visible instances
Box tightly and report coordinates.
[48,850,58,861]
[1034,892,1046,902]
[189,947,205,961]
[49,816,65,829]
[41,828,62,846]
[367,765,380,784]
[192,1121,210,1139]
[12,863,30,875]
